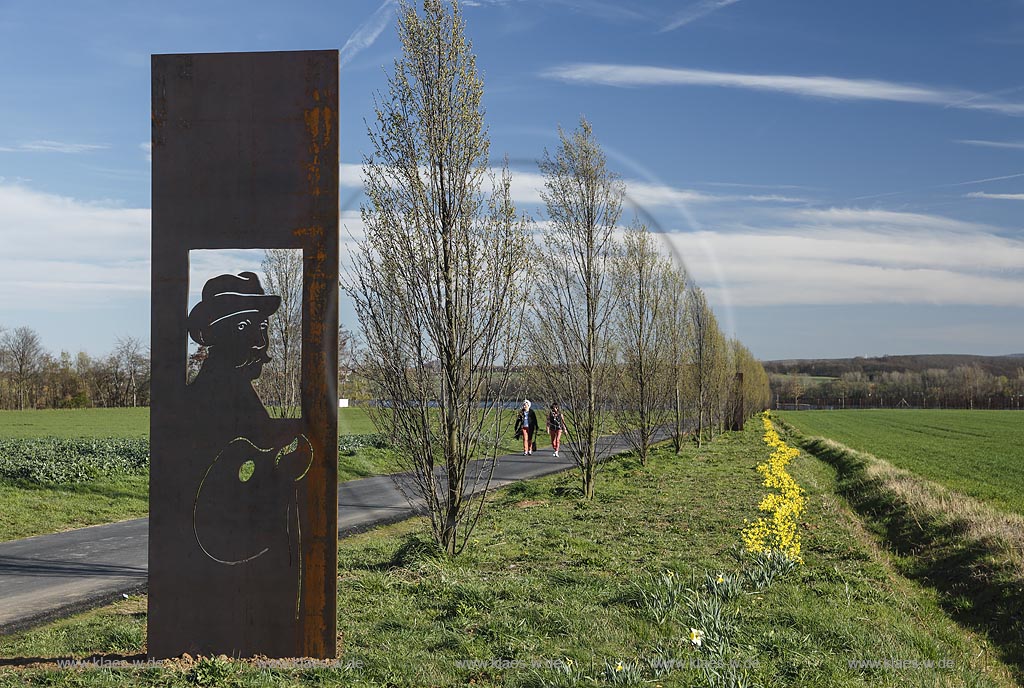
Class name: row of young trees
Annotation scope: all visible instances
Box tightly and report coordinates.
[0,327,149,411]
[348,0,769,555]
[772,366,1024,410]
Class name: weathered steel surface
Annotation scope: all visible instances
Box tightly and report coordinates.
[149,50,338,659]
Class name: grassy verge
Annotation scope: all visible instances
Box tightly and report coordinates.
[780,419,1024,683]
[0,422,1016,686]
[778,409,1024,515]
[0,476,149,541]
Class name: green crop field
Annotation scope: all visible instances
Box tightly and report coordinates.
[777,409,1024,515]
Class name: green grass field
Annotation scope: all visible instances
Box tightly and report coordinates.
[0,407,527,452]
[0,476,149,541]
[0,407,378,438]
[777,409,1024,515]
[0,424,1016,687]
[0,408,151,439]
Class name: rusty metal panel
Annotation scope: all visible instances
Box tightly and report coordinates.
[148,50,338,659]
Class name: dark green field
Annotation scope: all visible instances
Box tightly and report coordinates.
[778,409,1024,514]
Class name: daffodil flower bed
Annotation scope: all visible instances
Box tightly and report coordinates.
[741,411,806,562]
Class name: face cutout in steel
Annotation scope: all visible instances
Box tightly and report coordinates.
[148,50,338,660]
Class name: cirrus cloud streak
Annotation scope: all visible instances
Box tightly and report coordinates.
[541,63,1024,116]
[966,191,1024,201]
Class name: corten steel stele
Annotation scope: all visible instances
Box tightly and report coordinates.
[148,50,339,659]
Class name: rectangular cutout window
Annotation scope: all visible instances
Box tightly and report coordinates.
[187,248,304,418]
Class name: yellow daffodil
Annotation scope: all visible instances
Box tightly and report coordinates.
[615,662,623,672]
[741,412,805,563]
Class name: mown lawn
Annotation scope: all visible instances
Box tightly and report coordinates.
[0,475,150,541]
[0,420,1015,687]
[778,409,1024,515]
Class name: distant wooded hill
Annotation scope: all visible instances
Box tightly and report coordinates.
[764,354,1023,380]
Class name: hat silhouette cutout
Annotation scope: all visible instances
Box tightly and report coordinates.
[188,272,281,345]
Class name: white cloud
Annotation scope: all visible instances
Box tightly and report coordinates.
[340,0,396,69]
[0,140,107,154]
[342,161,804,209]
[966,191,1024,200]
[340,162,363,189]
[541,64,1024,116]
[340,163,1024,310]
[0,185,149,261]
[140,142,152,161]
[0,184,368,319]
[781,206,988,233]
[507,168,806,207]
[0,185,150,311]
[663,206,1024,308]
[956,139,1024,151]
[187,249,270,309]
[661,0,740,32]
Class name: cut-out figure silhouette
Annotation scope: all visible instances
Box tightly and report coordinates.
[184,272,312,635]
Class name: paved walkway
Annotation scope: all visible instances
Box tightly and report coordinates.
[0,433,640,634]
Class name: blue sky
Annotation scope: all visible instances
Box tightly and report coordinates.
[1,0,1023,360]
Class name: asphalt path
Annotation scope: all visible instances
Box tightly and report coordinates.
[0,432,645,634]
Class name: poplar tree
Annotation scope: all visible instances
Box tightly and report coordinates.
[611,220,676,465]
[530,117,623,499]
[349,0,529,555]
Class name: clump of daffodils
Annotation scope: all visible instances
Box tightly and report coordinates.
[741,412,806,563]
